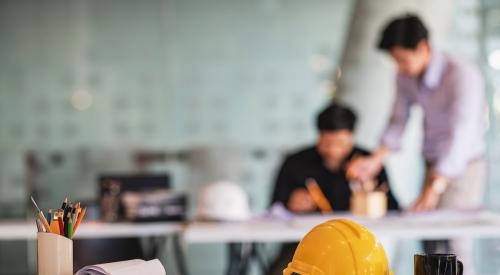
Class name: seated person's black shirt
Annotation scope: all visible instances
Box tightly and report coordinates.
[271,146,399,211]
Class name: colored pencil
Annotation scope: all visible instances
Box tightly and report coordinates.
[72,207,86,236]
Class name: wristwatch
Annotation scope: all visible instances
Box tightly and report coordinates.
[431,177,448,194]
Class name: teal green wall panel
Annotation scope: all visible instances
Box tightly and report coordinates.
[0,1,353,274]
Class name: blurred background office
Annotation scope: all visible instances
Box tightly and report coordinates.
[1,0,500,274]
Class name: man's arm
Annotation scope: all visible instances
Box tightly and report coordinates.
[380,76,414,152]
[347,77,412,180]
[271,157,317,213]
[270,158,295,206]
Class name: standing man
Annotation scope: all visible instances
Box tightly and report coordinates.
[347,14,486,274]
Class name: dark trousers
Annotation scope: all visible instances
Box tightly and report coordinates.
[267,243,298,275]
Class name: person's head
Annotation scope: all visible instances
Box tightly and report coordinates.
[316,103,356,164]
[378,14,431,77]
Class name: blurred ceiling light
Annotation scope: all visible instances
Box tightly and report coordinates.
[308,54,331,73]
[319,79,337,98]
[334,66,342,82]
[71,89,93,111]
[488,49,500,70]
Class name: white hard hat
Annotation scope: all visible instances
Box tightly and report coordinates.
[197,181,251,221]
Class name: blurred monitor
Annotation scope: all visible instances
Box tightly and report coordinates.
[99,174,170,192]
[98,174,186,222]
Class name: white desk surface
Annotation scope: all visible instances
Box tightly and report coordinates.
[0,221,183,240]
[183,210,500,243]
[2,210,500,243]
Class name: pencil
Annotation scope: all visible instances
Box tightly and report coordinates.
[49,213,60,234]
[67,214,73,239]
[47,209,52,224]
[39,212,51,233]
[61,197,68,210]
[63,203,72,224]
[30,196,52,233]
[66,212,73,239]
[72,204,79,226]
[57,210,64,236]
[36,218,44,232]
[305,178,333,214]
[72,207,86,236]
[63,214,68,238]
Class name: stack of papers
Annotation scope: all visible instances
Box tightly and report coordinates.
[75,259,166,275]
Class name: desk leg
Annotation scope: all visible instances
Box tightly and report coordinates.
[148,236,167,260]
[226,243,253,275]
[252,243,269,274]
[226,243,240,275]
[27,239,36,274]
[173,234,190,275]
[225,243,270,275]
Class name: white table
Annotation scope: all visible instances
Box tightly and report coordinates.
[3,210,500,242]
[0,221,183,240]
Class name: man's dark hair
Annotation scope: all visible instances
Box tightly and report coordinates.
[378,14,429,51]
[316,103,357,132]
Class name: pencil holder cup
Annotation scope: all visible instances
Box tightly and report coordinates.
[37,232,73,275]
[350,191,387,218]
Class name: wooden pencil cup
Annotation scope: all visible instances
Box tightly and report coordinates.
[350,191,387,219]
[37,232,73,275]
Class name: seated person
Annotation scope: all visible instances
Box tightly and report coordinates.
[268,103,399,275]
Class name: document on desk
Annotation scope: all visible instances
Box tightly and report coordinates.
[75,259,166,275]
[289,210,500,230]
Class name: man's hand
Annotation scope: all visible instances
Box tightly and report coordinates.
[408,185,440,212]
[347,155,384,181]
[287,188,316,213]
[408,175,449,212]
[347,146,391,181]
[408,174,449,212]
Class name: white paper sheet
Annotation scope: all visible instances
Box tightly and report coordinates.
[75,259,166,275]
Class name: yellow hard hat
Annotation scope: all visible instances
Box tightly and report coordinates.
[283,219,393,275]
